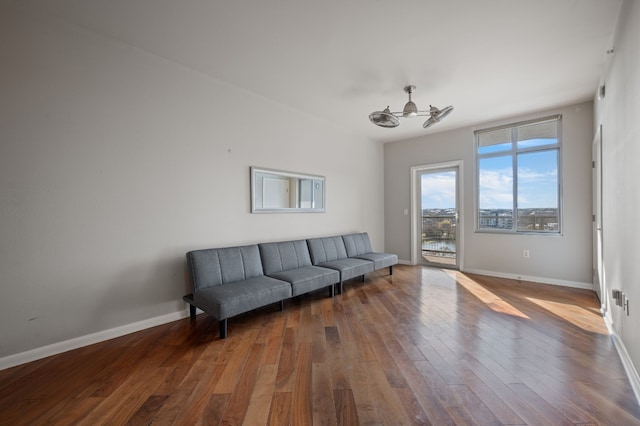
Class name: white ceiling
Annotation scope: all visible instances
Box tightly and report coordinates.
[16,0,621,142]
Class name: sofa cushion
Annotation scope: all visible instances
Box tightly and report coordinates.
[268,265,339,297]
[193,275,291,320]
[314,258,373,282]
[259,240,339,296]
[342,233,398,270]
[187,245,264,291]
[307,236,349,263]
[259,240,313,275]
[342,233,374,257]
[351,252,398,270]
[307,236,374,282]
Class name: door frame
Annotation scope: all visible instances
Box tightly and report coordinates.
[410,160,464,268]
[593,125,605,312]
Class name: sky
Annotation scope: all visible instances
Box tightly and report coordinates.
[421,143,559,210]
[421,171,456,209]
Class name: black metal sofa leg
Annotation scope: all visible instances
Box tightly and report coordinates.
[390,265,393,275]
[189,304,197,319]
[219,319,228,339]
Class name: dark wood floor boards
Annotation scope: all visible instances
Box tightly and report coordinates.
[312,357,336,425]
[333,388,360,425]
[267,391,292,425]
[243,364,277,424]
[218,342,265,426]
[274,327,295,392]
[341,340,381,424]
[1,265,640,425]
[291,342,313,426]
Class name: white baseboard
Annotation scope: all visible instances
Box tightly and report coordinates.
[461,267,593,290]
[397,263,592,290]
[603,312,640,406]
[0,309,191,371]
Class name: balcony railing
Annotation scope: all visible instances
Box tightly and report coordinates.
[421,215,456,260]
[479,213,559,232]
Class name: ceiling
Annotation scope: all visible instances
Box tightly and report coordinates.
[15,0,622,142]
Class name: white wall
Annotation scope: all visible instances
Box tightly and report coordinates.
[0,6,384,361]
[385,102,594,287]
[594,0,640,390]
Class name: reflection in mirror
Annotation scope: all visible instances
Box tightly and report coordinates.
[251,167,325,213]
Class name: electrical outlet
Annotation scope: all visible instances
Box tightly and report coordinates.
[613,289,623,306]
[623,294,630,316]
[523,249,530,258]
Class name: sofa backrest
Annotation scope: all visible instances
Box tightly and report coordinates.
[186,245,264,292]
[342,233,374,257]
[307,236,349,264]
[259,240,313,275]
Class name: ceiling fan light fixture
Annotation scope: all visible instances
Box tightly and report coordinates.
[369,86,452,130]
[430,105,454,121]
[423,117,437,128]
[403,100,418,118]
[402,85,418,117]
[369,106,400,128]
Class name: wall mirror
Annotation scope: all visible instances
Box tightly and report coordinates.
[251,167,326,213]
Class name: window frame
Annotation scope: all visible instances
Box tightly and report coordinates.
[475,115,562,235]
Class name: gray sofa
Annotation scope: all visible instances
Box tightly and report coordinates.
[342,232,398,275]
[184,232,397,338]
[307,236,374,294]
[259,240,339,297]
[184,245,292,338]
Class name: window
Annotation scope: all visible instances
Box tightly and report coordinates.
[475,115,561,234]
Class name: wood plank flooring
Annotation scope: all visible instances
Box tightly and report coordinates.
[1,265,639,425]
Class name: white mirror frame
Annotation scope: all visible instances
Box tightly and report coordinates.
[251,167,326,213]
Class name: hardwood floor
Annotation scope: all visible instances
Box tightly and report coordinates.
[1,265,639,425]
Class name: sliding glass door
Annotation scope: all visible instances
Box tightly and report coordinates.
[417,167,459,269]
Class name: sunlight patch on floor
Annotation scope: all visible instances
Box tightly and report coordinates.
[450,272,530,319]
[525,297,608,335]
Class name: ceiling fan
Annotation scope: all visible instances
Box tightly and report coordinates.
[369,85,453,129]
